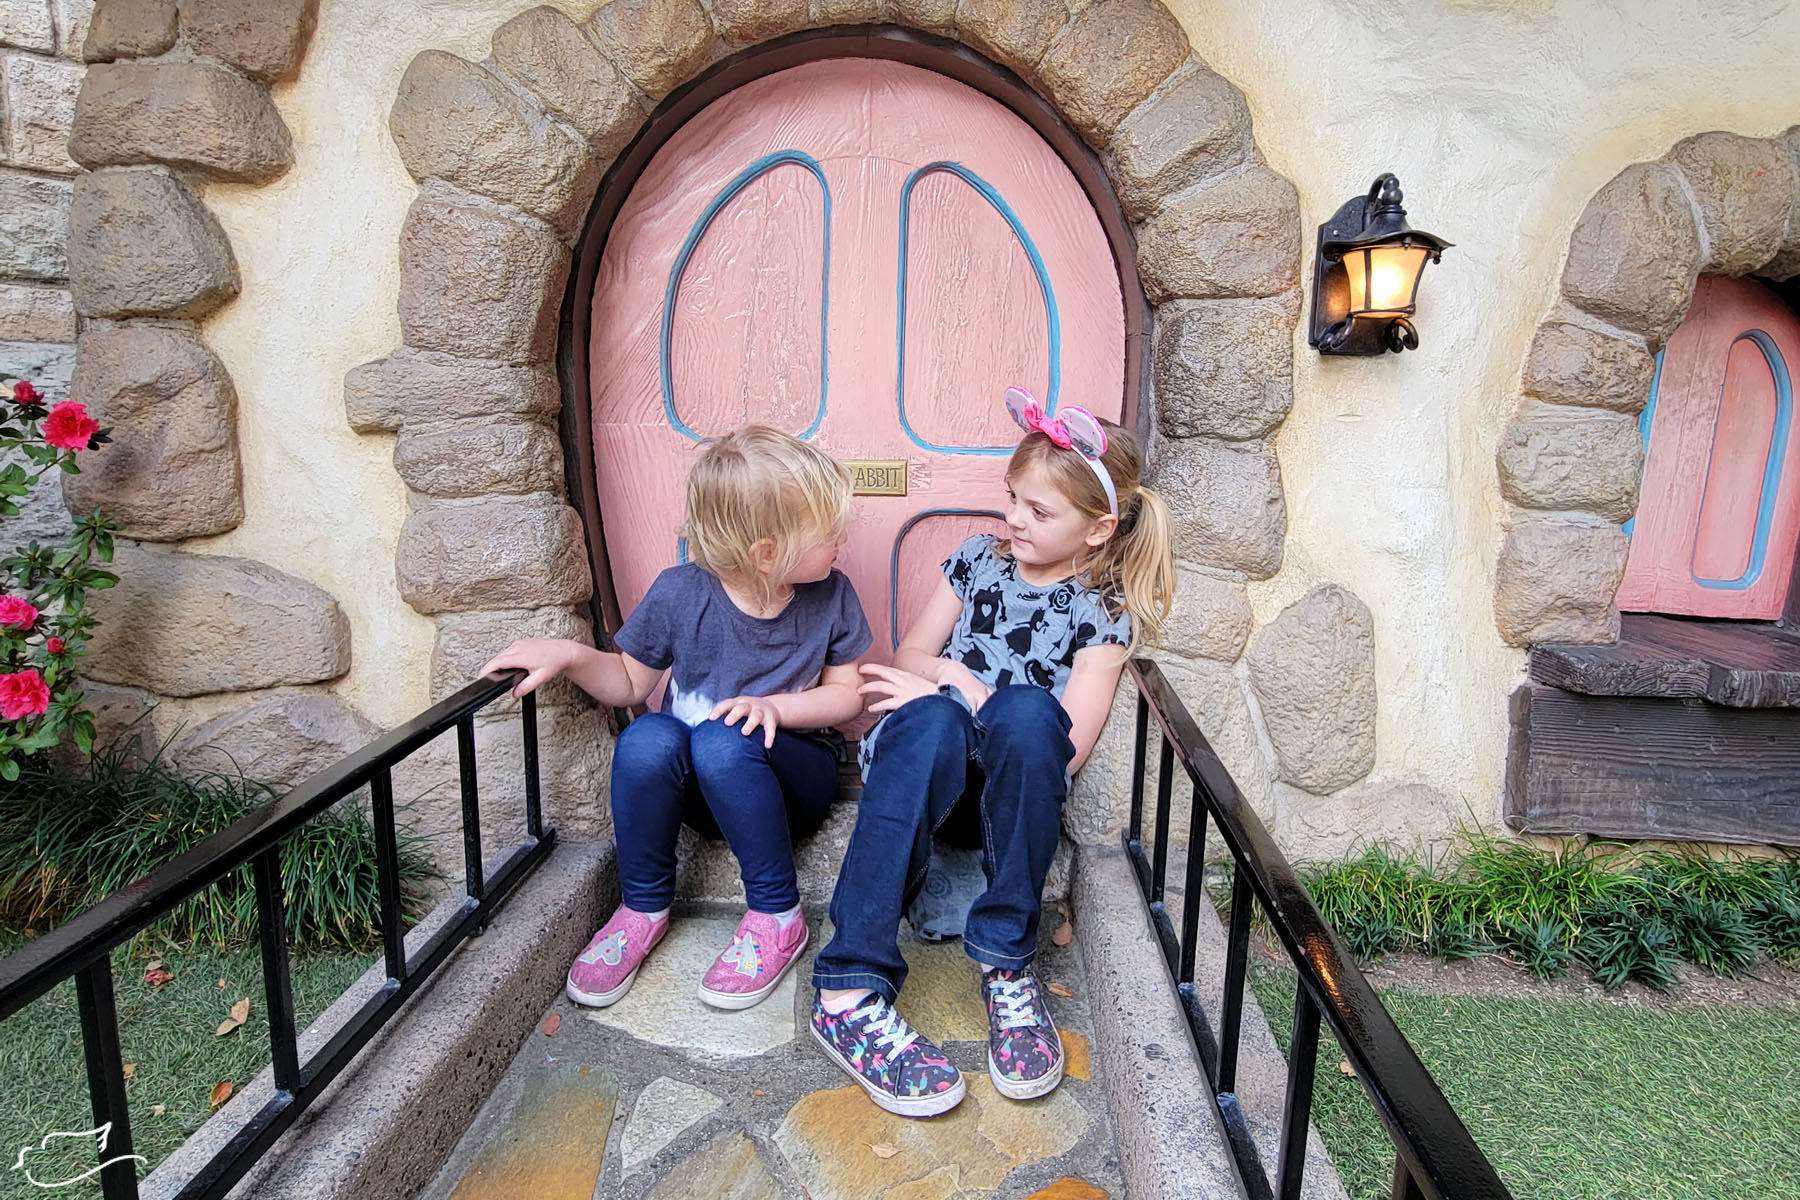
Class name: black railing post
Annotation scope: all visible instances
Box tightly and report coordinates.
[1276,982,1323,1200]
[1178,798,1208,986]
[522,691,543,840]
[1393,1156,1429,1200]
[74,958,138,1200]
[1128,690,1148,838]
[1217,867,1253,1093]
[368,768,408,985]
[252,847,301,1093]
[456,716,486,909]
[1150,738,1174,904]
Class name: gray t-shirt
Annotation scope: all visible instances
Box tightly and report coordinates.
[942,534,1131,696]
[613,564,872,729]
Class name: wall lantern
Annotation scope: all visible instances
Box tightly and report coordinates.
[1308,173,1450,355]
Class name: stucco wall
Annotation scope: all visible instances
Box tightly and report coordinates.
[105,0,1800,838]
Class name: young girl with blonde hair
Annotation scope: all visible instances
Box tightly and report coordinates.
[809,389,1175,1117]
[481,426,870,1012]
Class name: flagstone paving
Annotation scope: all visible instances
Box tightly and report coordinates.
[419,909,1125,1200]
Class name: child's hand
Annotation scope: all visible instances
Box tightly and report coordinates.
[477,638,578,698]
[857,663,939,713]
[934,661,993,713]
[710,695,781,748]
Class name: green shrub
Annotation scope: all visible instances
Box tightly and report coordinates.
[1499,916,1573,979]
[0,732,437,950]
[1576,897,1682,992]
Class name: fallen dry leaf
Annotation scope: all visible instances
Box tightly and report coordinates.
[217,979,228,989]
[541,1013,560,1036]
[150,1105,165,1118]
[215,998,250,1037]
[144,967,173,988]
[753,1090,764,1097]
[209,1081,233,1108]
[869,1143,900,1160]
[1051,920,1073,947]
[121,1063,136,1078]
[1337,1059,1356,1077]
[1048,981,1073,998]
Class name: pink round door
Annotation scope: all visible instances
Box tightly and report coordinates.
[589,57,1125,665]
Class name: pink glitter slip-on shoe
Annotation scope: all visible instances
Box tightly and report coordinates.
[566,907,668,1008]
[697,909,808,1010]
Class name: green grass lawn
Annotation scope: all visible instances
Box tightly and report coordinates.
[0,934,370,1199]
[1251,963,1800,1200]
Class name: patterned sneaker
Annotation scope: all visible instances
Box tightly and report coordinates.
[565,908,668,1008]
[809,993,966,1118]
[983,965,1064,1099]
[697,910,808,1011]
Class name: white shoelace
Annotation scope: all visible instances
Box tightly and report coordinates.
[988,976,1041,1031]
[850,998,920,1057]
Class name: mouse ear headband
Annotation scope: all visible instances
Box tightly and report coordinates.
[1004,386,1117,518]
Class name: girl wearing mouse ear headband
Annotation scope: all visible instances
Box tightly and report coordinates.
[811,386,1176,1120]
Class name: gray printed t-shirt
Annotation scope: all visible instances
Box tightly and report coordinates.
[612,564,872,729]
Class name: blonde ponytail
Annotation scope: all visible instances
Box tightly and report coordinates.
[1106,483,1176,652]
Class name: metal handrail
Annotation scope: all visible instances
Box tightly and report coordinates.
[1123,659,1511,1200]
[0,671,555,1200]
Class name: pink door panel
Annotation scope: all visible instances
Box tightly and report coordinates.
[589,57,1124,671]
[1618,277,1800,619]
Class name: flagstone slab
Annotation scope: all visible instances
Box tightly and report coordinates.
[774,1078,1091,1199]
[893,934,987,1044]
[1061,1028,1092,1082]
[645,1132,783,1200]
[621,1075,724,1174]
[582,917,798,1059]
[1025,1180,1110,1200]
[447,1062,616,1200]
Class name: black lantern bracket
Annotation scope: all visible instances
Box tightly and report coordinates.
[1309,174,1450,356]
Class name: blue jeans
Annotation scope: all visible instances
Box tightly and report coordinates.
[812,686,1074,1001]
[611,712,837,913]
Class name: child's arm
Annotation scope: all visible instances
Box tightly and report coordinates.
[478,638,662,708]
[1060,644,1129,772]
[891,577,963,680]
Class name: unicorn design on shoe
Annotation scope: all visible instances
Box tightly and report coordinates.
[566,908,667,1008]
[699,910,807,1010]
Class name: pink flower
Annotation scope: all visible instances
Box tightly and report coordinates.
[41,401,99,451]
[0,595,38,630]
[0,669,50,720]
[12,380,40,405]
[45,636,66,655]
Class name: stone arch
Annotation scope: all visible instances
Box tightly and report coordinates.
[352,0,1318,841]
[1494,127,1800,647]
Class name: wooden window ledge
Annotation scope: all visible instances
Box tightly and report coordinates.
[1529,612,1800,708]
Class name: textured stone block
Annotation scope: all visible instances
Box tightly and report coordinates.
[83,545,352,696]
[394,420,564,498]
[490,7,642,160]
[397,194,569,364]
[586,0,715,101]
[389,50,600,243]
[63,320,242,539]
[1560,162,1701,348]
[52,0,90,59]
[169,693,379,787]
[809,0,886,24]
[176,0,318,83]
[343,354,561,432]
[63,679,158,764]
[889,0,954,35]
[1137,166,1300,302]
[1036,0,1186,145]
[67,167,238,318]
[1,1,56,53]
[1521,320,1656,413]
[1152,299,1293,440]
[0,172,71,281]
[1277,778,1459,861]
[431,604,596,711]
[3,51,83,173]
[709,0,805,45]
[1497,405,1643,523]
[0,282,75,340]
[1246,583,1377,794]
[1493,518,1627,646]
[82,0,174,60]
[1666,130,1794,276]
[71,60,292,182]
[1762,126,1800,280]
[1161,565,1251,662]
[1149,435,1285,579]
[1104,62,1249,221]
[397,500,593,615]
[955,0,1071,76]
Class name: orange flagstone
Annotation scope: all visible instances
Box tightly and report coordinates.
[1059,1028,1092,1082]
[449,1063,616,1200]
[1023,1180,1110,1200]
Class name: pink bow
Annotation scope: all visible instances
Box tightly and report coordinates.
[1018,398,1073,449]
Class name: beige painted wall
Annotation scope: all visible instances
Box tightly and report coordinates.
[185,0,1800,828]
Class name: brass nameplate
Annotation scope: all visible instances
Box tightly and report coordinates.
[848,459,907,496]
